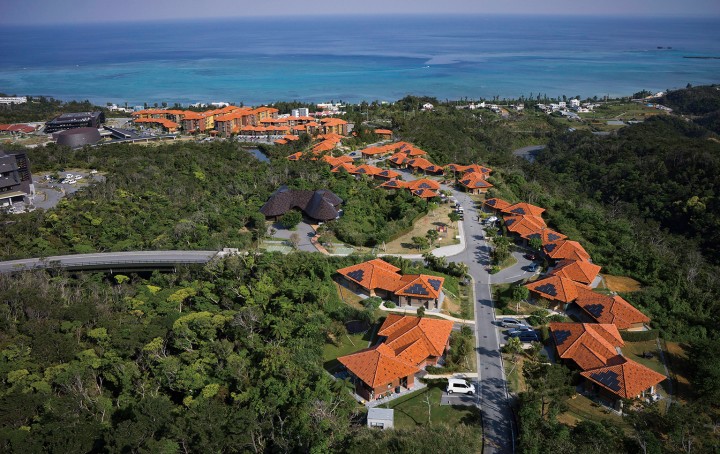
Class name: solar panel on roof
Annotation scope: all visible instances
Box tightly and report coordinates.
[553,329,572,346]
[511,207,526,215]
[428,279,442,291]
[418,182,431,188]
[528,233,539,239]
[548,233,561,241]
[461,179,470,185]
[347,269,365,282]
[535,283,558,297]
[506,219,516,226]
[487,200,497,206]
[584,303,605,318]
[590,370,622,392]
[405,283,429,296]
[545,243,557,252]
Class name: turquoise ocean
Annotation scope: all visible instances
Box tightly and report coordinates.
[0,15,719,105]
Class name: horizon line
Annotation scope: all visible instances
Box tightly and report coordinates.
[3,11,719,27]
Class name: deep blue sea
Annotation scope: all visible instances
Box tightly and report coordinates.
[1,15,719,105]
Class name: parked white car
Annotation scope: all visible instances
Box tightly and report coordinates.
[446,378,475,395]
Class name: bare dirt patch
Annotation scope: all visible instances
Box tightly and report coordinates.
[603,274,642,293]
[381,203,459,254]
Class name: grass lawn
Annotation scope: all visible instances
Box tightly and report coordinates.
[561,394,629,430]
[503,354,526,394]
[602,274,642,293]
[380,385,482,429]
[333,278,365,310]
[322,331,374,373]
[382,203,459,254]
[662,341,693,402]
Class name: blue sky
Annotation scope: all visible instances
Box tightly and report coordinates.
[2,0,719,24]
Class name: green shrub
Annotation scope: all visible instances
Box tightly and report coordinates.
[540,325,550,342]
[384,301,396,309]
[363,296,382,310]
[279,210,302,229]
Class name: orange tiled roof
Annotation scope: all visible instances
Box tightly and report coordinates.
[379,314,453,359]
[388,152,409,165]
[504,214,546,237]
[361,145,394,156]
[351,164,382,176]
[458,171,493,190]
[574,287,650,329]
[313,140,337,153]
[287,152,303,161]
[447,163,492,175]
[549,322,624,371]
[581,357,665,399]
[484,198,512,211]
[338,343,419,388]
[407,157,442,172]
[525,227,567,245]
[394,274,445,300]
[395,142,427,156]
[375,128,393,135]
[274,139,288,145]
[544,239,591,261]
[320,118,348,127]
[502,202,545,217]
[412,188,439,198]
[407,178,441,191]
[378,179,409,189]
[331,162,357,173]
[337,259,403,293]
[375,168,401,179]
[134,118,178,129]
[549,260,601,285]
[525,275,591,303]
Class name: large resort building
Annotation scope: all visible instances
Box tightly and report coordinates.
[131,104,349,137]
[44,111,105,133]
[0,150,34,207]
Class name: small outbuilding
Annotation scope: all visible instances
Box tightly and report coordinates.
[367,407,394,429]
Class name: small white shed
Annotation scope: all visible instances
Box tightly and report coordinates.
[367,407,394,430]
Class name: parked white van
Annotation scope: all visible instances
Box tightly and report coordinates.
[446,378,475,395]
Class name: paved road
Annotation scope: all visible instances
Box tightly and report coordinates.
[446,189,515,454]
[0,251,219,273]
[512,144,546,163]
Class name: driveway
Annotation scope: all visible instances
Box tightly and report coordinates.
[268,221,318,253]
[491,250,539,284]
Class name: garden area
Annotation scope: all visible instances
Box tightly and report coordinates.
[380,385,482,429]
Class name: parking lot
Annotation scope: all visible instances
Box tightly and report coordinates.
[32,170,106,210]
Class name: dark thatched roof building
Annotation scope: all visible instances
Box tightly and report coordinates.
[260,187,342,222]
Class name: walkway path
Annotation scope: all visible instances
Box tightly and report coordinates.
[379,304,475,324]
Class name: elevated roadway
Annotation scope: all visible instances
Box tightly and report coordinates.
[0,250,219,274]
